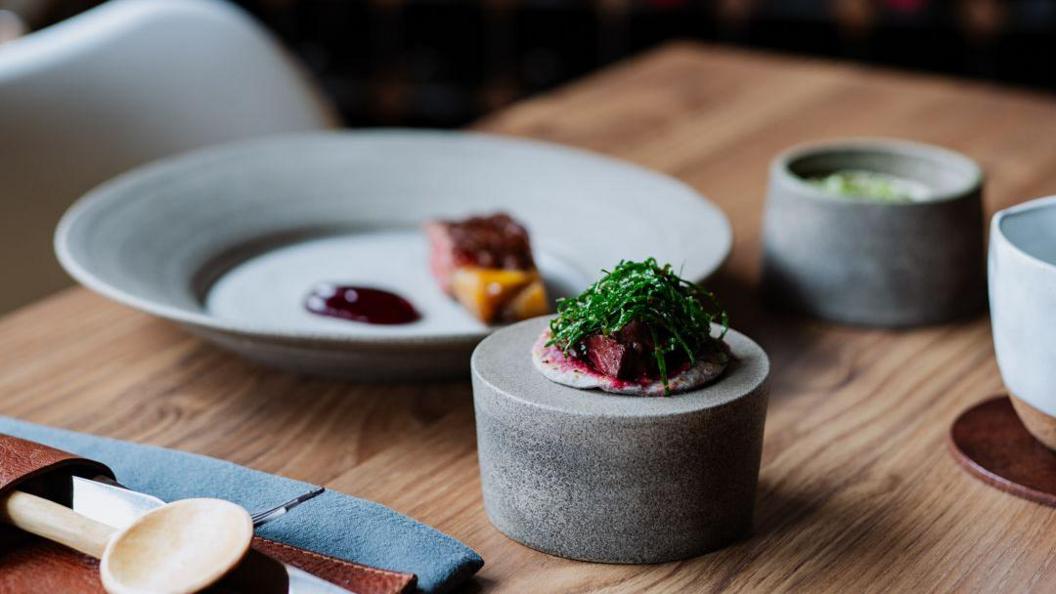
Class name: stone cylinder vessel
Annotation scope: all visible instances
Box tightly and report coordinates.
[761,138,985,327]
[471,317,769,563]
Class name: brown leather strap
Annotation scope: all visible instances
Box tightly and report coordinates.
[0,434,114,505]
[0,534,105,593]
[0,536,416,594]
[0,434,115,593]
[0,434,417,594]
[255,537,416,594]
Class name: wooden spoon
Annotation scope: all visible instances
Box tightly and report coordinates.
[2,490,253,594]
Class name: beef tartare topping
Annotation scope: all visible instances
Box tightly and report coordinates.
[545,258,728,395]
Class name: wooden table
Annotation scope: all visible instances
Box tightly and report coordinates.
[4,43,1056,592]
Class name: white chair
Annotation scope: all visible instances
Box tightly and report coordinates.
[0,0,338,313]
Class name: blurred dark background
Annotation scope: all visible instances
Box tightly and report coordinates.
[7,0,1056,127]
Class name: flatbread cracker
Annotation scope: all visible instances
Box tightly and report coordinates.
[531,330,729,396]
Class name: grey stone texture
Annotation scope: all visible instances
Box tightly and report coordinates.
[762,138,986,327]
[472,317,769,563]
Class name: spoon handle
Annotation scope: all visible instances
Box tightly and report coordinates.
[2,490,114,558]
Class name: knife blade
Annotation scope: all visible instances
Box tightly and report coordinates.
[71,476,354,594]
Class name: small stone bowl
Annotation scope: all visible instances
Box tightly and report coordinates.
[761,138,985,327]
[471,317,769,563]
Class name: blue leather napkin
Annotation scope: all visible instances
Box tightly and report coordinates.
[0,417,483,593]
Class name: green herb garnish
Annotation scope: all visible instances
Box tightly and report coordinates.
[808,170,928,203]
[546,258,728,392]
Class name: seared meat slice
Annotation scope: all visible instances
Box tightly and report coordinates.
[425,213,536,292]
[424,212,548,323]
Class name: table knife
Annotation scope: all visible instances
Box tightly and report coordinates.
[71,476,354,594]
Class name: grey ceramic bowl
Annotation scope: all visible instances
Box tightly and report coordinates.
[761,138,985,327]
[471,317,769,563]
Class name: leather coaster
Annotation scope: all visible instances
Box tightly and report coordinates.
[949,395,1056,507]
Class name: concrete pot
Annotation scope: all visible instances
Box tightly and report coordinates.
[761,138,985,327]
[471,317,769,563]
[990,196,1056,450]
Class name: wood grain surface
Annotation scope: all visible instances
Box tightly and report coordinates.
[3,42,1056,592]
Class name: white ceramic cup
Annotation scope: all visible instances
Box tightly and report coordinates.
[990,195,1056,449]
